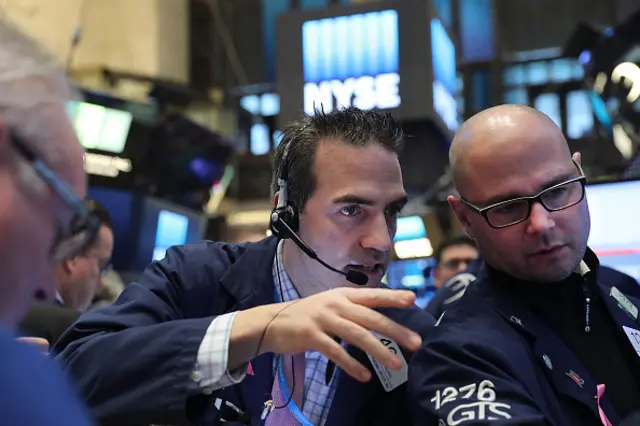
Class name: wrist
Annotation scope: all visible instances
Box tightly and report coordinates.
[228,304,282,369]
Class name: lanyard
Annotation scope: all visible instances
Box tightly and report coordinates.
[276,355,315,426]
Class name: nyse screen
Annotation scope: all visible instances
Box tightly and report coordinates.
[430,18,458,131]
[276,1,437,126]
[302,10,400,115]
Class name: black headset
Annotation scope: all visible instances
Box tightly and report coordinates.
[269,138,299,239]
[267,136,369,286]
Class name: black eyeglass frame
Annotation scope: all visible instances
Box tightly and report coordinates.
[460,162,587,229]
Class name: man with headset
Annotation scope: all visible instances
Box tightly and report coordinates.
[55,107,435,426]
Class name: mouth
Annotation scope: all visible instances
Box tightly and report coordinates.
[531,245,566,258]
[346,263,386,279]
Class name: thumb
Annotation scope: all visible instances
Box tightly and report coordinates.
[17,337,50,353]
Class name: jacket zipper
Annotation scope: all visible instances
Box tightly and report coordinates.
[582,277,591,333]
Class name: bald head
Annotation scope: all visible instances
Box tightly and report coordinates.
[446,104,590,283]
[450,105,571,193]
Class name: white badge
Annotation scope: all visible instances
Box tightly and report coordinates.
[366,331,408,392]
[611,287,639,320]
[623,326,640,357]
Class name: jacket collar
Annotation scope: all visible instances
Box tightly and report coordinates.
[473,247,625,423]
[483,247,600,291]
[218,237,279,309]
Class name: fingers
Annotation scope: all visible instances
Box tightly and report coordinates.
[339,303,422,352]
[327,317,402,370]
[313,332,371,382]
[17,337,50,352]
[341,288,416,309]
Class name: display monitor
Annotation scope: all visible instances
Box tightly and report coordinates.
[586,179,640,281]
[67,101,133,154]
[385,257,437,308]
[135,197,205,271]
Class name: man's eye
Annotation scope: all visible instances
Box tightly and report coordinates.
[387,206,403,218]
[340,206,362,217]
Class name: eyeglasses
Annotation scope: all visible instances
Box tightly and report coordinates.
[440,257,477,269]
[461,170,587,229]
[11,133,101,261]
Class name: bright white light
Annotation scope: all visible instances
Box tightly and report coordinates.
[394,238,434,259]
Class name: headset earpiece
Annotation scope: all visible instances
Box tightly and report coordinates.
[270,203,298,238]
[270,138,299,238]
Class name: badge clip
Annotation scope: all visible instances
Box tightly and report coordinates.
[261,400,274,420]
[610,287,638,321]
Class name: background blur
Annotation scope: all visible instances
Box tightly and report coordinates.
[6,0,640,307]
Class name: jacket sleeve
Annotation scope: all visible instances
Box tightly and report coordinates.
[408,325,550,426]
[53,244,227,426]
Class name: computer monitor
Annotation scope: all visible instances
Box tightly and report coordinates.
[67,101,133,154]
[135,197,205,271]
[385,257,437,308]
[586,179,640,281]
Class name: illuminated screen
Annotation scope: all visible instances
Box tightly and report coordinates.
[430,18,458,131]
[386,258,437,308]
[153,210,189,261]
[302,10,400,114]
[394,216,427,241]
[67,101,133,154]
[586,180,640,281]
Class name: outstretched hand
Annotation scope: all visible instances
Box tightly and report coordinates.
[233,287,421,382]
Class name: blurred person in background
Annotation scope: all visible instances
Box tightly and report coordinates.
[424,236,479,318]
[410,105,640,425]
[428,235,478,289]
[0,16,94,426]
[19,198,114,346]
[54,107,434,426]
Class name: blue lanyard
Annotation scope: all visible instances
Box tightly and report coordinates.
[276,355,315,426]
[272,261,313,425]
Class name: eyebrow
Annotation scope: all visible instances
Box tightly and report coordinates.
[332,194,409,210]
[481,171,579,207]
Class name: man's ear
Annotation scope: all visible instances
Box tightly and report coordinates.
[448,195,474,239]
[572,151,582,165]
[59,257,76,274]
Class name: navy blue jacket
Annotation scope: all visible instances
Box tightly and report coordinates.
[424,259,482,319]
[0,328,93,425]
[54,237,435,426]
[424,259,634,320]
[410,250,640,426]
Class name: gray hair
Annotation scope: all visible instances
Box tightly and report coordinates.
[0,15,80,163]
[0,15,81,192]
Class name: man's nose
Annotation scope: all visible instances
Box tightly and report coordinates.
[527,202,554,233]
[456,261,469,273]
[360,214,393,253]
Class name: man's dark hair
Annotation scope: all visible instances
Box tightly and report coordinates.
[434,235,476,264]
[271,107,404,213]
[85,198,112,230]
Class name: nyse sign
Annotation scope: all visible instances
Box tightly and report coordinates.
[302,10,400,115]
[304,73,400,114]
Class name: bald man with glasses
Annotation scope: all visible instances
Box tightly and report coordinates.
[409,105,640,426]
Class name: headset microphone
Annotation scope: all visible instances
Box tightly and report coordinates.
[270,213,369,286]
[270,136,368,286]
